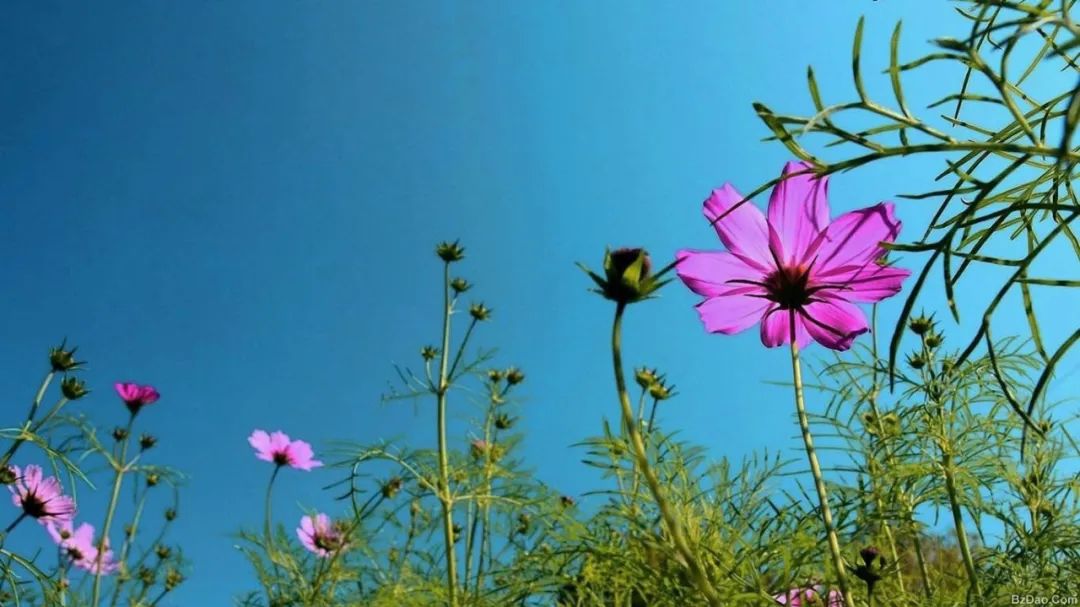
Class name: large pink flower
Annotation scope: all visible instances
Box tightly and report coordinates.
[677,161,910,351]
[774,586,843,606]
[114,382,160,414]
[248,430,323,471]
[297,513,345,558]
[46,521,118,574]
[9,465,76,525]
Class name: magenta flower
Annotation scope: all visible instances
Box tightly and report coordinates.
[46,521,117,574]
[248,430,323,471]
[297,513,345,557]
[774,586,843,606]
[114,382,160,414]
[8,465,76,525]
[676,161,910,351]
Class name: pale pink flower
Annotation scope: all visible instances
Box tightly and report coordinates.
[774,586,843,606]
[114,382,160,414]
[46,521,117,574]
[8,465,75,525]
[677,161,910,351]
[248,430,322,471]
[297,513,345,558]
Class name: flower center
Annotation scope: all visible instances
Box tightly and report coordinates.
[273,451,291,466]
[21,493,48,518]
[314,532,341,552]
[763,264,811,309]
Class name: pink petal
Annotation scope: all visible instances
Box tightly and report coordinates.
[801,297,869,350]
[114,383,137,401]
[694,295,770,335]
[703,184,774,271]
[833,263,911,303]
[767,161,830,264]
[268,431,291,452]
[248,430,271,454]
[759,307,811,348]
[815,203,901,277]
[675,249,764,297]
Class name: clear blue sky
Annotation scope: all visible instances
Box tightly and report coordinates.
[1,2,1076,603]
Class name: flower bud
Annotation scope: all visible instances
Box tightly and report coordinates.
[469,302,492,321]
[139,434,157,451]
[559,495,576,508]
[505,367,525,386]
[60,376,89,400]
[906,353,926,370]
[648,381,674,401]
[156,544,171,560]
[450,277,471,294]
[0,466,17,486]
[487,369,505,384]
[436,240,466,263]
[124,524,135,537]
[859,546,880,567]
[908,315,934,336]
[138,567,155,586]
[924,331,944,349]
[49,341,84,373]
[494,413,516,430]
[164,568,184,591]
[421,345,439,361]
[381,476,404,499]
[146,473,160,487]
[515,513,531,535]
[452,523,463,543]
[579,247,670,305]
[164,508,177,522]
[634,367,658,390]
[113,427,129,442]
[470,439,489,461]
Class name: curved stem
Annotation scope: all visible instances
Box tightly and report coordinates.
[611,302,722,607]
[436,261,459,607]
[788,312,854,607]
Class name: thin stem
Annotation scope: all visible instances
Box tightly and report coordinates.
[611,302,722,607]
[92,414,135,606]
[109,484,150,607]
[436,260,459,607]
[788,312,854,607]
[3,512,27,535]
[0,372,55,468]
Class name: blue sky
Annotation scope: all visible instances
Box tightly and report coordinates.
[1,2,1076,603]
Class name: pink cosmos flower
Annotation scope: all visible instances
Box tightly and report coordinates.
[46,521,118,574]
[114,382,160,414]
[8,465,76,525]
[774,586,843,606]
[297,513,345,557]
[248,430,323,471]
[676,161,910,351]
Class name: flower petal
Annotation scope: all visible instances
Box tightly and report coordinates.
[834,263,911,302]
[694,295,770,335]
[675,249,764,297]
[815,203,901,276]
[759,307,811,348]
[801,297,869,350]
[703,184,773,271]
[767,161,829,263]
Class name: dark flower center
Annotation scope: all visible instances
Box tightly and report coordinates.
[67,546,85,561]
[763,265,812,309]
[314,532,341,552]
[21,493,49,519]
[273,451,291,466]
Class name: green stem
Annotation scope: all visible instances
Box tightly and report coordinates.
[92,414,135,606]
[788,312,854,607]
[611,302,722,607]
[0,372,55,468]
[436,261,459,607]
[109,485,150,607]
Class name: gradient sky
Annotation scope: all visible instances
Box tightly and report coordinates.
[2,2,1077,603]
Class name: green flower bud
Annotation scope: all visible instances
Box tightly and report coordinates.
[505,367,525,385]
[421,345,439,361]
[909,315,934,336]
[49,340,84,373]
[156,545,172,560]
[60,376,89,400]
[924,331,944,349]
[469,302,492,321]
[139,434,157,451]
[634,367,658,390]
[436,240,465,263]
[164,508,177,522]
[450,277,471,294]
[0,466,17,485]
[579,247,671,305]
[382,476,404,499]
[113,427,129,442]
[494,412,516,430]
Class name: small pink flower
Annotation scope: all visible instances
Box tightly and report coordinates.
[248,430,322,471]
[297,513,345,557]
[774,586,843,606]
[114,382,160,414]
[677,161,911,351]
[9,465,75,525]
[46,521,117,574]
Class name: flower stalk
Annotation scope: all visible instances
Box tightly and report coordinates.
[92,414,135,606]
[436,259,459,607]
[788,312,855,607]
